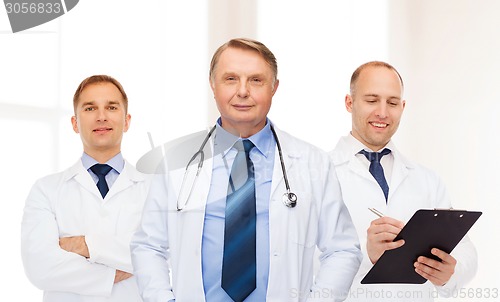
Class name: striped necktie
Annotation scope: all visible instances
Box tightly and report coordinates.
[222,139,256,302]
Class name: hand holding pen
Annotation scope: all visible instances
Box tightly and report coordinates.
[366,208,405,264]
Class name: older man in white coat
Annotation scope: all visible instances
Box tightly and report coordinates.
[329,61,478,301]
[131,38,362,302]
[21,75,150,301]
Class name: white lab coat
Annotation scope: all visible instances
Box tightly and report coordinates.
[329,136,478,302]
[131,126,362,302]
[21,160,150,302]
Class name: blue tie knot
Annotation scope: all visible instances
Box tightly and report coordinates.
[359,148,391,163]
[90,164,112,176]
[242,139,254,154]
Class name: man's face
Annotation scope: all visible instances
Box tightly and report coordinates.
[71,82,130,158]
[346,66,405,151]
[210,47,279,137]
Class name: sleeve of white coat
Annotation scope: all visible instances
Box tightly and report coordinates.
[21,178,116,296]
[130,172,175,302]
[436,235,478,297]
[429,173,478,297]
[308,161,363,302]
[85,227,134,273]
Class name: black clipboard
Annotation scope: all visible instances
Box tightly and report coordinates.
[361,209,481,284]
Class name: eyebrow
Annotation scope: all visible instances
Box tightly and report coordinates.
[81,100,122,107]
[107,100,122,106]
[220,72,267,78]
[363,94,401,100]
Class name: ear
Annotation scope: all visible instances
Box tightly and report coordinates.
[123,113,131,133]
[345,94,354,113]
[71,116,79,133]
[209,76,216,92]
[271,79,280,96]
[402,99,406,109]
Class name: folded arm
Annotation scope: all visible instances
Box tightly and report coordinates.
[59,235,132,283]
[21,181,116,295]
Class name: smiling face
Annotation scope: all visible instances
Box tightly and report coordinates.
[209,47,279,138]
[346,65,405,151]
[71,82,131,161]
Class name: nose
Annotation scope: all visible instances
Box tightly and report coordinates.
[237,81,249,98]
[375,102,388,118]
[96,108,107,122]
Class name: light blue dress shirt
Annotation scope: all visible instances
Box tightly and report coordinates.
[202,119,276,301]
[82,152,124,189]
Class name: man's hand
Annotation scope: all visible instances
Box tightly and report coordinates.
[366,216,405,264]
[414,248,456,286]
[59,236,90,258]
[114,270,133,283]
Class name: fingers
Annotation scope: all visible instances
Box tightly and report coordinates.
[371,216,405,228]
[366,217,405,264]
[431,248,457,265]
[368,217,405,236]
[414,248,457,286]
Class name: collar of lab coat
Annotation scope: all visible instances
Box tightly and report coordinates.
[62,159,147,200]
[330,135,416,169]
[331,135,417,200]
[201,122,301,203]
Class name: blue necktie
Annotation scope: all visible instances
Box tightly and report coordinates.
[222,140,256,302]
[90,164,113,198]
[359,148,391,201]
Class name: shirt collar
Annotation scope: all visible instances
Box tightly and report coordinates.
[81,152,125,174]
[214,117,274,158]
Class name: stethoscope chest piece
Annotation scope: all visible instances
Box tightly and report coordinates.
[282,192,297,208]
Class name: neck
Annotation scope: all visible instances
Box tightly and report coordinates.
[349,132,388,152]
[84,149,120,164]
[220,119,266,138]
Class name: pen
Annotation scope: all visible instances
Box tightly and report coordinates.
[368,207,384,217]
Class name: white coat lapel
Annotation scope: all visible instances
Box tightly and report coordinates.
[346,157,377,183]
[68,160,103,199]
[333,136,377,184]
[269,129,299,199]
[194,133,214,210]
[105,161,146,200]
[188,153,213,211]
[388,149,412,199]
[171,132,214,212]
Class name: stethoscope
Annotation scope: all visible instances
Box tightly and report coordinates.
[176,124,297,211]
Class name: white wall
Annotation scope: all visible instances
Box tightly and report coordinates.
[388,0,500,297]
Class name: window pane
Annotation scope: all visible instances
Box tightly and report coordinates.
[0,33,58,107]
[0,119,53,301]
